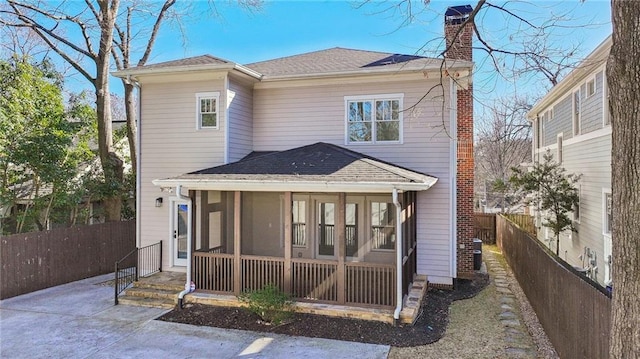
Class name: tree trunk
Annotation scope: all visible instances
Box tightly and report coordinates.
[123,81,137,172]
[94,0,123,222]
[608,1,640,357]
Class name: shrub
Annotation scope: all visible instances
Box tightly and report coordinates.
[238,284,292,325]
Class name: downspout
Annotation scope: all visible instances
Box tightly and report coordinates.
[393,188,403,323]
[176,184,193,309]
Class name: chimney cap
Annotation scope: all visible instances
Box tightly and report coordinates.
[445,5,473,17]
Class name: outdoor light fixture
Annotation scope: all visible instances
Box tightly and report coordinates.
[155,197,163,207]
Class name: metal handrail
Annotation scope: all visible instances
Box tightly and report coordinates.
[114,240,162,305]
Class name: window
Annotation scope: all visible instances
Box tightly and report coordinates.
[371,201,396,250]
[557,133,563,163]
[346,94,403,143]
[604,74,611,126]
[586,77,596,98]
[345,203,358,257]
[573,90,581,136]
[603,191,612,235]
[573,185,581,223]
[292,200,307,247]
[196,92,219,129]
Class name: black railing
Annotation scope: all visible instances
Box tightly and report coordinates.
[114,240,162,305]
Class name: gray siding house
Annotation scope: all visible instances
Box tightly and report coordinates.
[527,36,612,286]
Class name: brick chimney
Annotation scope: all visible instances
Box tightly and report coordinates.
[445,5,475,279]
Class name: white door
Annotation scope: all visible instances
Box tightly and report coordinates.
[171,199,191,266]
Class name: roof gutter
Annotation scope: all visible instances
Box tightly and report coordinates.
[259,67,471,83]
[151,178,438,193]
[112,63,263,80]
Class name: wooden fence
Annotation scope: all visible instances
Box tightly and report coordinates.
[497,215,611,359]
[1,221,135,299]
[474,213,496,244]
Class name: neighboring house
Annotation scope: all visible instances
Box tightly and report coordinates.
[113,5,476,318]
[527,36,612,286]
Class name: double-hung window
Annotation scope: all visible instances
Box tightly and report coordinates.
[346,94,403,144]
[196,92,219,129]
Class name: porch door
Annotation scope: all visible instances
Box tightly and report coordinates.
[317,201,336,258]
[171,199,191,266]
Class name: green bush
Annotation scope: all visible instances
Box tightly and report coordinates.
[238,284,292,325]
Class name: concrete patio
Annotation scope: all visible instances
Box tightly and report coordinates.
[0,273,390,359]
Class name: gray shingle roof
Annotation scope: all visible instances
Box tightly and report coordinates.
[166,142,436,184]
[126,54,230,72]
[245,47,444,77]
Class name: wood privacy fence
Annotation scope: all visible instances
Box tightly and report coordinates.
[474,213,496,244]
[1,221,135,299]
[497,215,611,359]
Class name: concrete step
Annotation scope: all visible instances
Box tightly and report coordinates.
[124,287,179,300]
[133,279,184,292]
[118,295,176,309]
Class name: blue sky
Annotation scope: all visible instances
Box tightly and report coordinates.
[122,0,609,117]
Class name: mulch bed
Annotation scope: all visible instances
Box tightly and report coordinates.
[158,272,489,347]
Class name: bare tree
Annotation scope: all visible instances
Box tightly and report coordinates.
[475,94,532,212]
[608,1,640,357]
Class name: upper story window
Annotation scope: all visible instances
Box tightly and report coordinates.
[573,90,581,136]
[345,94,403,144]
[196,92,219,129]
[586,77,596,98]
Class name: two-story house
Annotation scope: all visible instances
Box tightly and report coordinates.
[527,36,612,287]
[114,5,476,322]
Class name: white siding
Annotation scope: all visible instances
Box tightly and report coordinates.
[228,77,254,162]
[139,79,226,269]
[253,79,455,282]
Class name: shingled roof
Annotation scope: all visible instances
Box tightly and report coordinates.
[114,47,472,79]
[126,54,230,71]
[245,47,445,77]
[153,143,438,192]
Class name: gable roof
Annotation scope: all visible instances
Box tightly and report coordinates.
[113,47,472,80]
[245,47,455,78]
[153,142,438,193]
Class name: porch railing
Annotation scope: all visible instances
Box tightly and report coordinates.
[114,240,162,305]
[192,251,396,308]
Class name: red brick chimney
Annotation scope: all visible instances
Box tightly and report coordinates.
[445,5,475,279]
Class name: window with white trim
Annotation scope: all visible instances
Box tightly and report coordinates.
[196,92,219,129]
[573,90,581,136]
[603,191,612,235]
[604,74,610,126]
[345,95,403,143]
[557,133,563,163]
[573,185,581,223]
[586,77,596,98]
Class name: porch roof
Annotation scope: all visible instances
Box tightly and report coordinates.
[152,142,438,193]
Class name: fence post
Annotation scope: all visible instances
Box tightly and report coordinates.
[135,248,139,282]
[114,261,119,305]
[159,240,163,273]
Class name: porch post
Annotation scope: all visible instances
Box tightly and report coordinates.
[337,193,346,304]
[284,192,292,293]
[233,191,241,295]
